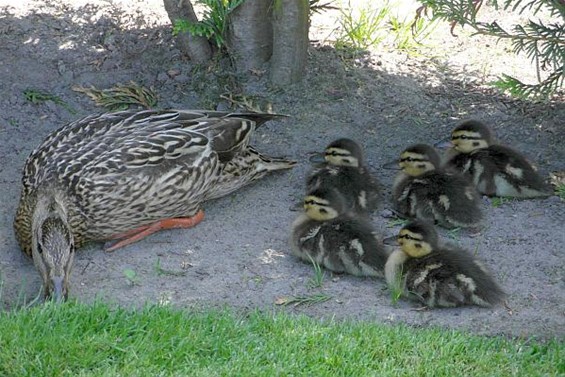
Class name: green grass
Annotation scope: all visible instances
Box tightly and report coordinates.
[491,196,511,208]
[23,89,76,114]
[0,302,562,376]
[556,183,565,200]
[306,254,325,289]
[335,1,390,53]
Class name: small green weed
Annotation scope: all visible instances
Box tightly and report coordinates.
[386,218,408,228]
[23,89,76,114]
[335,1,390,53]
[335,1,436,56]
[446,227,461,240]
[491,197,510,208]
[275,294,332,307]
[306,254,325,289]
[172,0,244,50]
[123,269,141,286]
[154,258,187,277]
[555,184,565,200]
[389,264,404,305]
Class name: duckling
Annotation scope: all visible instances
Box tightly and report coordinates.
[290,187,388,277]
[384,220,505,308]
[385,144,483,229]
[306,138,381,213]
[442,120,552,197]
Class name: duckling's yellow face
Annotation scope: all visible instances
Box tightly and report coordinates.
[325,147,359,167]
[397,229,432,258]
[451,130,489,153]
[398,151,435,176]
[304,195,340,221]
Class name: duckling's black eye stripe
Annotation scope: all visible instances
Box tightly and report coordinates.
[326,152,349,157]
[400,158,425,162]
[452,136,480,140]
[304,200,325,206]
[398,234,420,241]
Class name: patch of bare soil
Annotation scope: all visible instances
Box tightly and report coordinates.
[0,0,563,340]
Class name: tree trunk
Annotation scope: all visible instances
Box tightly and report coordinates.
[227,0,274,74]
[269,0,309,85]
[162,0,212,63]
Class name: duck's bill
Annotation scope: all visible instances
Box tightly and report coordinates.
[434,136,452,149]
[382,235,399,246]
[381,160,400,170]
[52,276,65,303]
[308,152,325,164]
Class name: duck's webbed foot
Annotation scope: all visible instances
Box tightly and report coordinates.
[104,210,205,252]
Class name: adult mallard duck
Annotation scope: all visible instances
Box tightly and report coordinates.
[14,109,296,301]
[383,144,484,229]
[306,138,382,213]
[384,220,505,308]
[440,120,552,198]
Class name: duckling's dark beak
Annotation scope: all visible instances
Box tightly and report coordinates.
[52,276,65,303]
[382,235,399,246]
[382,160,400,170]
[434,136,452,149]
[308,152,325,164]
[289,201,304,211]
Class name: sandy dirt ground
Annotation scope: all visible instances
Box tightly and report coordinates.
[0,0,563,340]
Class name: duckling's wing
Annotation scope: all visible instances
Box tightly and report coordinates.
[438,246,506,306]
[440,173,483,227]
[406,172,482,228]
[325,218,387,277]
[306,166,359,210]
[405,255,469,307]
[407,247,505,307]
[483,145,551,193]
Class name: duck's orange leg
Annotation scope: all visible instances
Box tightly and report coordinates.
[105,210,205,252]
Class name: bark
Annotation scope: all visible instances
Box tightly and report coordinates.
[227,0,274,74]
[269,0,309,85]
[162,0,212,63]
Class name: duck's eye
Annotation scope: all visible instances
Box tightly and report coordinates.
[401,157,413,162]
[460,135,468,140]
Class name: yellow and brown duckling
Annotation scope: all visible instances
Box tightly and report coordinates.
[306,138,381,213]
[14,109,296,301]
[384,220,505,308]
[385,144,483,229]
[442,120,552,197]
[290,187,388,277]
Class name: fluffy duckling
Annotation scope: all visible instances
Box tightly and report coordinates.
[307,138,381,213]
[443,120,552,197]
[290,187,388,277]
[384,220,505,308]
[386,144,483,229]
